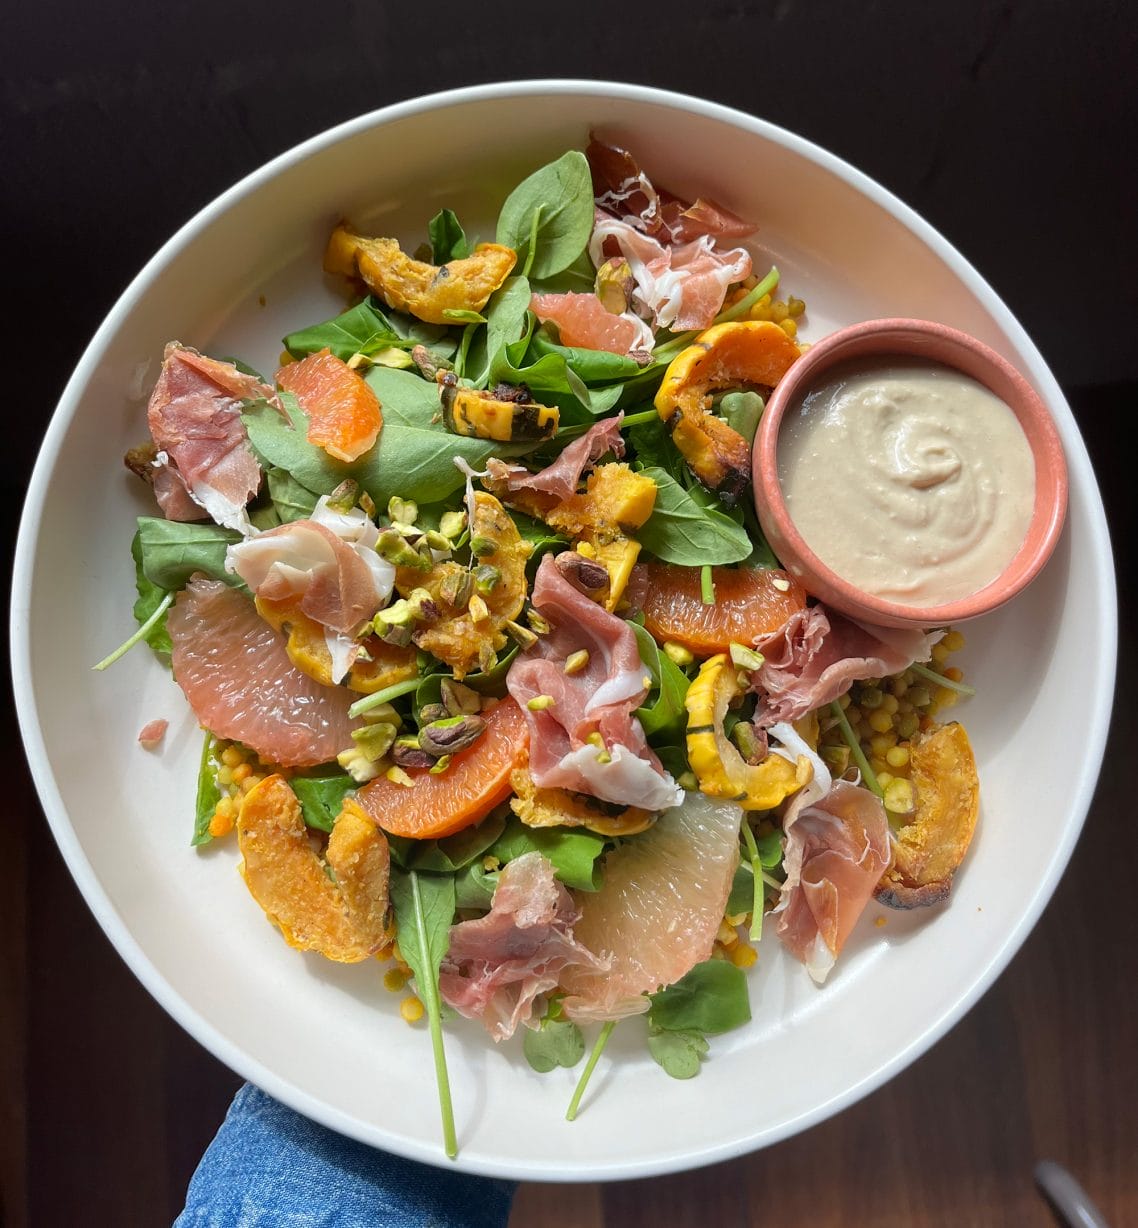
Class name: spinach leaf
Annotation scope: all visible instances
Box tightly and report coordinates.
[654,744,691,782]
[626,417,686,483]
[527,329,644,384]
[389,869,458,1158]
[136,517,242,590]
[524,1015,586,1074]
[647,1029,709,1080]
[429,208,469,263]
[496,151,594,279]
[727,862,755,916]
[283,298,407,361]
[647,959,752,1035]
[266,466,319,523]
[192,733,221,847]
[528,248,596,295]
[637,467,752,566]
[131,530,172,663]
[630,623,689,742]
[489,817,606,892]
[291,775,357,833]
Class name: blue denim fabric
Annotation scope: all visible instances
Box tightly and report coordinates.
[175,1083,516,1228]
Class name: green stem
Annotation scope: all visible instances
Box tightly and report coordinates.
[558,408,657,441]
[92,592,174,671]
[740,822,764,942]
[700,565,716,605]
[828,699,883,798]
[410,871,457,1159]
[349,677,422,719]
[909,660,976,697]
[714,265,781,324]
[566,1020,615,1121]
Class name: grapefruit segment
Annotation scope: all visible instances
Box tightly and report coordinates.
[530,292,649,356]
[276,348,382,463]
[350,697,529,840]
[168,577,359,767]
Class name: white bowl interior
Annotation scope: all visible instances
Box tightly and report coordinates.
[11,83,1115,1180]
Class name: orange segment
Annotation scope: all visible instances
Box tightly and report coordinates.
[276,348,383,462]
[635,563,807,656]
[350,698,529,840]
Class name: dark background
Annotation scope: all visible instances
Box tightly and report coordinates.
[3,2,1135,1225]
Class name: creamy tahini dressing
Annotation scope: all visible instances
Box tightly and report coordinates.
[776,361,1035,605]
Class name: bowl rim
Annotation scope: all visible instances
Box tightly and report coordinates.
[8,78,1118,1182]
[753,316,1070,627]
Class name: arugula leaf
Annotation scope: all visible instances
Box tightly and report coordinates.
[496,151,595,279]
[453,861,499,910]
[647,1029,709,1079]
[131,530,172,663]
[636,468,752,566]
[266,466,319,523]
[429,208,469,263]
[389,869,458,1158]
[489,817,606,892]
[630,622,689,742]
[192,733,221,847]
[136,517,242,591]
[647,959,752,1035]
[524,1015,586,1074]
[291,775,357,833]
[388,810,508,873]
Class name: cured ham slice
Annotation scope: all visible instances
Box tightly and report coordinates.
[560,792,744,1022]
[146,344,271,532]
[751,606,942,726]
[589,211,752,333]
[438,852,607,1041]
[506,555,682,811]
[485,415,624,503]
[774,780,892,984]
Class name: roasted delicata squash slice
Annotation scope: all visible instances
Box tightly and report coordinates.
[396,491,527,678]
[325,223,516,325]
[654,320,802,505]
[875,721,980,909]
[510,767,655,837]
[685,653,811,809]
[237,775,390,962]
[440,376,559,443]
[255,595,417,694]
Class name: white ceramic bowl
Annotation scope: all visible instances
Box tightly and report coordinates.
[10,81,1116,1181]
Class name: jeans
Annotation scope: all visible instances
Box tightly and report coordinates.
[175,1083,516,1227]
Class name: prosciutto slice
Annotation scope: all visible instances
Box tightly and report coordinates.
[438,852,608,1041]
[485,415,624,503]
[506,555,683,811]
[146,344,271,532]
[751,606,943,727]
[774,780,892,984]
[589,210,752,333]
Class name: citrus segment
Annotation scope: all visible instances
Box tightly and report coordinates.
[276,348,382,462]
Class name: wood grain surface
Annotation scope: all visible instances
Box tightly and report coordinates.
[3,3,1135,1224]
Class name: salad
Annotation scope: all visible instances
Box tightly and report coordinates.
[106,138,980,1157]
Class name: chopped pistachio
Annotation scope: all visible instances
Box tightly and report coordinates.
[419,714,487,756]
[525,609,551,635]
[470,535,497,558]
[406,588,439,622]
[678,771,699,791]
[352,722,398,760]
[345,351,370,371]
[505,619,539,650]
[585,731,605,749]
[468,594,490,623]
[359,491,377,518]
[474,564,501,595]
[388,496,418,526]
[418,703,449,725]
[376,529,429,569]
[564,649,590,675]
[371,346,414,370]
[729,642,766,672]
[441,678,482,716]
[385,765,416,787]
[476,643,498,674]
[594,256,634,315]
[326,479,360,511]
[360,701,400,728]
[527,695,556,712]
[663,641,695,667]
[421,529,453,554]
[730,721,762,764]
[428,755,452,775]
[439,568,474,608]
[337,746,383,783]
[392,737,435,769]
[438,510,467,541]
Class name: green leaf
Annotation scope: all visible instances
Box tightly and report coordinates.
[265,466,319,523]
[727,862,755,916]
[389,809,508,873]
[429,208,469,263]
[291,774,357,833]
[647,1029,709,1079]
[627,417,686,483]
[389,869,458,1158]
[629,622,689,742]
[131,530,172,663]
[528,329,645,384]
[496,151,595,279]
[453,861,499,910]
[637,467,753,566]
[192,733,221,847]
[136,517,243,591]
[719,390,764,446]
[756,828,783,869]
[283,298,407,361]
[529,248,596,295]
[647,959,752,1035]
[524,1016,586,1073]
[489,817,606,892]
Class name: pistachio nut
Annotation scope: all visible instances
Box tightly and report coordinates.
[418,714,487,757]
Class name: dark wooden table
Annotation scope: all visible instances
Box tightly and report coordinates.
[4,3,1136,1224]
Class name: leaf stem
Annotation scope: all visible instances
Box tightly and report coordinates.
[92,591,174,671]
[558,408,657,441]
[828,700,883,798]
[349,677,422,719]
[566,1020,615,1121]
[410,870,458,1159]
[739,822,764,942]
[700,565,716,605]
[909,660,976,696]
[714,265,781,324]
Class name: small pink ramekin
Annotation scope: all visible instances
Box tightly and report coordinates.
[753,318,1068,628]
